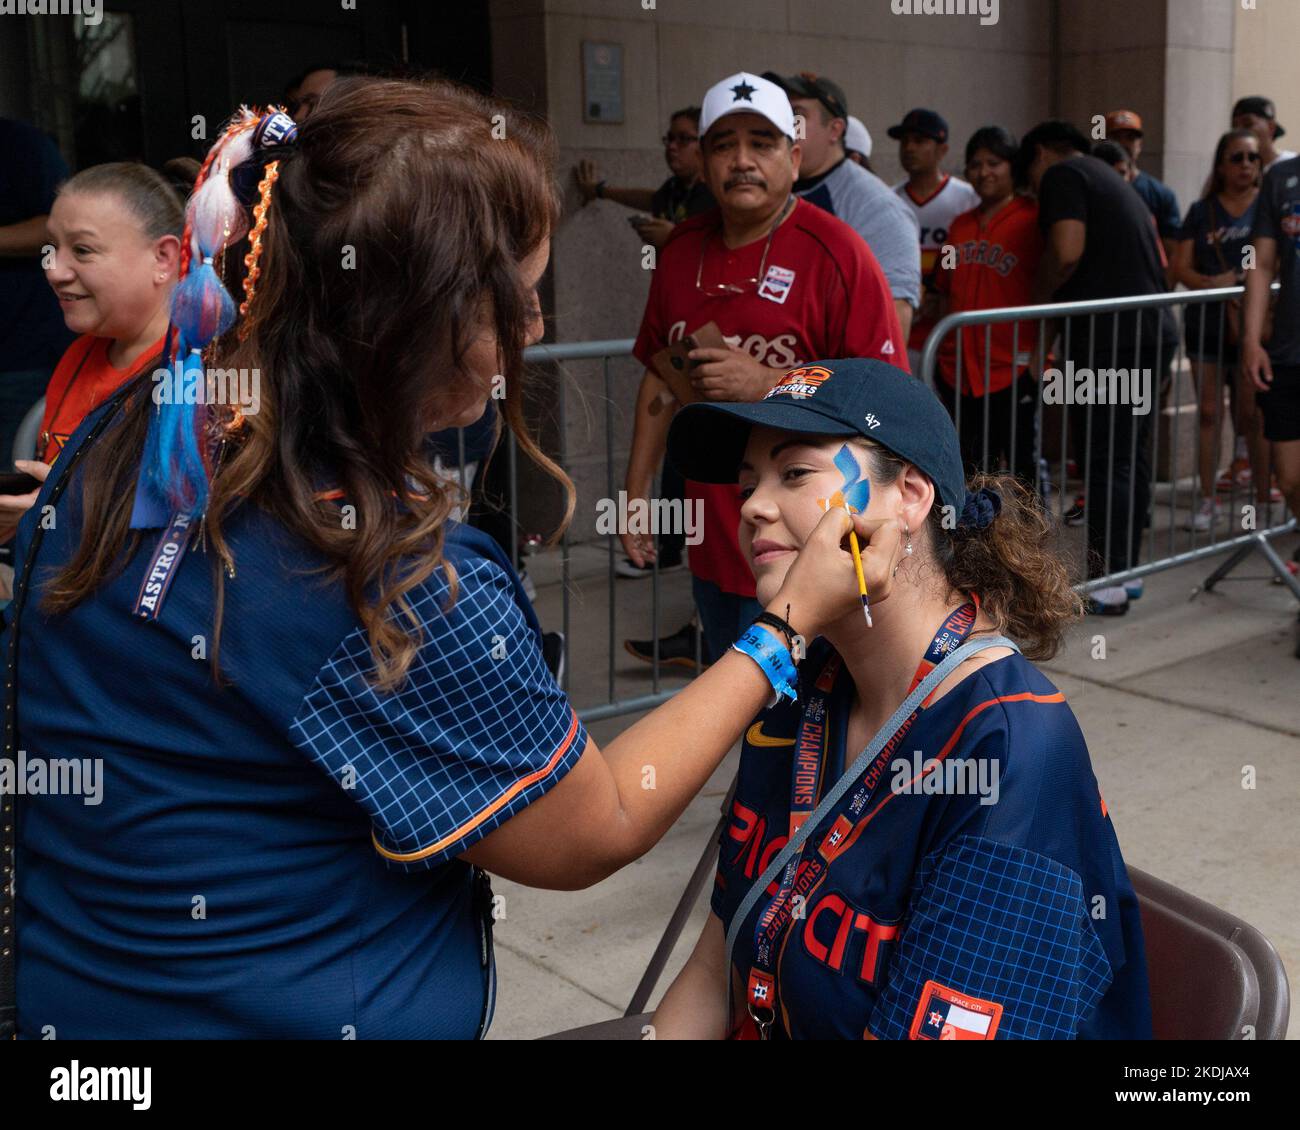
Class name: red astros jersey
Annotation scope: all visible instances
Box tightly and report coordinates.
[933,195,1043,395]
[634,198,906,596]
[894,175,981,350]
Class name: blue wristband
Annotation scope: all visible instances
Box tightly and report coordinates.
[732,625,799,706]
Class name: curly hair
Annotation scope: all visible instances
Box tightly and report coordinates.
[864,444,1083,660]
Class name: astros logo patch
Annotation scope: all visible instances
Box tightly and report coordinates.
[764,364,834,400]
[909,980,1003,1040]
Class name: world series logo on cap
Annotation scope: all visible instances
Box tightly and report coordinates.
[764,364,834,400]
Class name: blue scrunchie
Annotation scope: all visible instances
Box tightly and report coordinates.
[957,486,1002,530]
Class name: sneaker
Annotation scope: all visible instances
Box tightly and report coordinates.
[1215,458,1251,494]
[1064,494,1086,526]
[1183,498,1222,532]
[624,620,709,671]
[1124,578,1144,600]
[1085,585,1129,616]
[615,548,684,579]
[541,631,565,683]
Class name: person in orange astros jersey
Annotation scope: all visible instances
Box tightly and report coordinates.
[932,126,1043,490]
[0,163,180,604]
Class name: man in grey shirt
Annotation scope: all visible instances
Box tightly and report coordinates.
[764,72,921,343]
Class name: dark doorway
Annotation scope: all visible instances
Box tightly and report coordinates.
[19,0,492,170]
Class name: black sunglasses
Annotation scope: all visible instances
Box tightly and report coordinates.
[1228,150,1262,164]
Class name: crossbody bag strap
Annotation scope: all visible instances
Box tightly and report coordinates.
[0,375,146,1041]
[722,634,1021,1028]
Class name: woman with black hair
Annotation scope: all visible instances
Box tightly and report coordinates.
[1171,129,1269,531]
[931,126,1042,490]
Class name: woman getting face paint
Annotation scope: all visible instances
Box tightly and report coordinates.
[651,357,1152,1041]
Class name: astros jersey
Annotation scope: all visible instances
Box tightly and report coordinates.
[895,175,981,350]
[633,199,905,597]
[14,390,586,1038]
[933,195,1043,395]
[38,334,167,463]
[713,641,1152,1040]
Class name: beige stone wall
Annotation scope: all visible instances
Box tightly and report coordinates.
[1162,0,1235,211]
[1232,0,1300,150]
[1055,0,1236,218]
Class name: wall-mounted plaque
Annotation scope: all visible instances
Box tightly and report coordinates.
[581,40,623,124]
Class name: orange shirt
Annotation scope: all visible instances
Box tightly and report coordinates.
[933,195,1043,396]
[39,333,167,464]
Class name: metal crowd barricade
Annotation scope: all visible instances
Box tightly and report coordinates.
[454,291,1298,728]
[458,295,1298,1019]
[918,286,1299,603]
[492,338,691,725]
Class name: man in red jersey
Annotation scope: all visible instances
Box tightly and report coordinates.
[621,71,905,670]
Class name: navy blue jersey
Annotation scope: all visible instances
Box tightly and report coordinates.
[8,391,586,1038]
[1180,195,1257,278]
[713,640,1151,1040]
[1133,171,1182,240]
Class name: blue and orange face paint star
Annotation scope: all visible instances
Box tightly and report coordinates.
[818,444,873,627]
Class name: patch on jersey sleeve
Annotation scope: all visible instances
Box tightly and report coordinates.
[866,836,1115,1040]
[909,980,1003,1040]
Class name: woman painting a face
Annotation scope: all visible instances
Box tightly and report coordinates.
[653,359,1153,1040]
[6,80,878,1039]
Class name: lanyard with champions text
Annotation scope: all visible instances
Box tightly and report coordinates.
[745,598,979,1039]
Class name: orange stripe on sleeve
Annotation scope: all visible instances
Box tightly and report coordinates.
[371,708,583,862]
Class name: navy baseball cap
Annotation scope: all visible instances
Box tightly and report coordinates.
[761,71,849,121]
[887,108,950,143]
[666,358,966,513]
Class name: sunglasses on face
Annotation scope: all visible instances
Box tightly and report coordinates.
[662,132,699,146]
[1228,151,1262,164]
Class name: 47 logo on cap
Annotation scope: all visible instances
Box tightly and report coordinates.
[909,980,1003,1040]
[764,364,834,400]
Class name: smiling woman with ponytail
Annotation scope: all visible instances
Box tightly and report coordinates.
[4,78,879,1039]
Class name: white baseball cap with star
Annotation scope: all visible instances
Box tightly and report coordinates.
[699,71,796,141]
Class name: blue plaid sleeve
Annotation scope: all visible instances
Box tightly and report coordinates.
[287,555,586,872]
[867,835,1113,1040]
